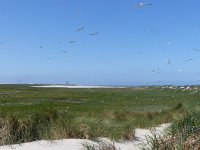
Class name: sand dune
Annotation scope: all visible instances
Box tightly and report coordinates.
[0,123,170,150]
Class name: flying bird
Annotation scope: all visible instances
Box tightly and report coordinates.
[68,41,76,44]
[46,57,53,60]
[152,68,161,74]
[165,58,172,65]
[76,27,84,32]
[193,48,200,52]
[74,10,82,17]
[169,20,176,24]
[166,42,171,46]
[178,69,183,72]
[149,30,157,34]
[136,2,152,8]
[89,32,99,36]
[61,50,67,53]
[136,51,144,54]
[184,58,193,63]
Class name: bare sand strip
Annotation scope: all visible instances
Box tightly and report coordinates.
[31,85,125,88]
[0,123,170,150]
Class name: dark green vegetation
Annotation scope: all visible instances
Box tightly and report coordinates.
[144,108,200,150]
[0,84,199,145]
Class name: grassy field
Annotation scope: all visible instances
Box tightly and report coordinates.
[0,84,199,145]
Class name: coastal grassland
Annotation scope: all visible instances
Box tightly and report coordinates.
[0,84,199,145]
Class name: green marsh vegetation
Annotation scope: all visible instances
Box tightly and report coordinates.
[0,84,199,145]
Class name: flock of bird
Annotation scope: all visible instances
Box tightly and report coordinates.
[0,1,200,84]
[133,2,200,83]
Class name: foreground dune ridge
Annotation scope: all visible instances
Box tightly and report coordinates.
[0,123,170,150]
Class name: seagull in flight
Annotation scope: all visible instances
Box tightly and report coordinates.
[74,10,82,17]
[61,50,67,53]
[68,41,76,44]
[169,20,176,24]
[152,68,161,74]
[136,2,152,8]
[184,58,193,63]
[77,27,84,32]
[46,57,53,60]
[149,30,157,34]
[178,69,183,72]
[193,48,200,52]
[89,32,99,36]
[166,42,171,46]
[136,51,144,54]
[165,58,172,65]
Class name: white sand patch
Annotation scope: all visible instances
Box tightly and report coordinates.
[31,85,125,89]
[0,123,170,150]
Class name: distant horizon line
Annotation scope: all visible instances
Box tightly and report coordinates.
[0,83,199,87]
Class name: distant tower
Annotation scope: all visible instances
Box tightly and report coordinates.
[66,81,69,85]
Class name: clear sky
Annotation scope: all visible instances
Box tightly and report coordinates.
[0,0,200,85]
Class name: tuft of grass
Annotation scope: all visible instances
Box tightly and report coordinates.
[82,140,119,150]
[141,133,175,150]
[0,109,59,145]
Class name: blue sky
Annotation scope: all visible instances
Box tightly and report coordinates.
[0,0,200,85]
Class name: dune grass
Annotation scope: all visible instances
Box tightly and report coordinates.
[142,108,200,150]
[0,84,199,145]
[82,140,118,150]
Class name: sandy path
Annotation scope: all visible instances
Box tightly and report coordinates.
[0,123,170,150]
